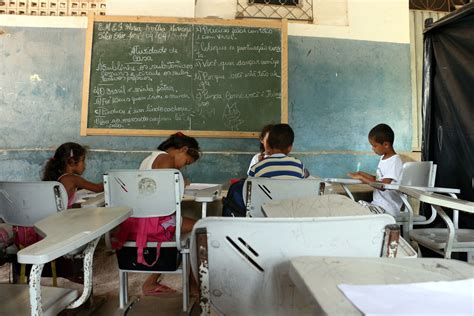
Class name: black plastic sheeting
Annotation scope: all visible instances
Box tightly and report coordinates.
[421,3,474,230]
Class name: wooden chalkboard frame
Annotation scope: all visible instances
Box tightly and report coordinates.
[81,15,288,138]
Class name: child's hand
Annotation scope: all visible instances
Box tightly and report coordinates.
[347,172,361,179]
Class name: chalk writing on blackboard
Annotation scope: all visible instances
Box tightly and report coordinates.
[82,17,288,137]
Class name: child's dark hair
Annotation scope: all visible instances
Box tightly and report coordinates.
[259,124,274,152]
[369,123,395,145]
[267,124,294,151]
[158,132,201,161]
[43,142,87,181]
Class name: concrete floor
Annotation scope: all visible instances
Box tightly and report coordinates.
[0,240,199,315]
[0,200,223,315]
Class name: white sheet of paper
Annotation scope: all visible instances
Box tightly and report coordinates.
[186,183,220,191]
[74,189,103,203]
[338,278,474,315]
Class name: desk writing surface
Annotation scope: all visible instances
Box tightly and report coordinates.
[75,190,105,208]
[399,186,474,213]
[184,183,222,202]
[289,256,474,315]
[323,178,362,185]
[17,206,131,264]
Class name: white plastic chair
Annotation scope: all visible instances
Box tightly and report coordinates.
[190,215,415,316]
[0,181,70,273]
[103,169,189,312]
[400,186,474,264]
[369,162,461,240]
[0,181,86,315]
[0,181,68,227]
[395,161,436,223]
[243,178,324,217]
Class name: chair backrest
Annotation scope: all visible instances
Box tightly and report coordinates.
[103,169,184,218]
[261,194,372,218]
[0,181,68,227]
[191,215,396,315]
[399,161,435,187]
[243,178,323,217]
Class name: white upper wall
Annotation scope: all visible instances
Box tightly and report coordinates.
[0,0,409,44]
[290,0,410,43]
[107,0,195,18]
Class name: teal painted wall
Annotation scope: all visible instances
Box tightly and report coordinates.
[0,27,412,184]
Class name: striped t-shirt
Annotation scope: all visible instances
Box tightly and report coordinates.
[248,153,305,179]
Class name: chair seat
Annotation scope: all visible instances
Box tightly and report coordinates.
[0,284,79,316]
[410,228,474,250]
[123,232,190,249]
[395,213,426,222]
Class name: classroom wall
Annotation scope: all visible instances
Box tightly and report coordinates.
[0,0,413,184]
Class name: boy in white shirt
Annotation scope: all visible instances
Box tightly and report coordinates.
[348,123,403,216]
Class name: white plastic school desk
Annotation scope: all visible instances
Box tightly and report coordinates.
[323,178,366,201]
[79,191,106,208]
[184,183,222,218]
[289,256,474,315]
[14,206,132,315]
[370,182,461,195]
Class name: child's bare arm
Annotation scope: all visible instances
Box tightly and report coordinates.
[347,171,376,184]
[73,176,104,192]
[379,178,394,184]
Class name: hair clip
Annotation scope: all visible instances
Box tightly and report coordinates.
[70,149,74,158]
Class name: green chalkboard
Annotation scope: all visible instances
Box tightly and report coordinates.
[81,16,288,138]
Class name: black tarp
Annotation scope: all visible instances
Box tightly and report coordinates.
[422,3,474,230]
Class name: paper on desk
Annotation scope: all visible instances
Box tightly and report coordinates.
[338,278,474,315]
[186,183,219,190]
[74,190,103,203]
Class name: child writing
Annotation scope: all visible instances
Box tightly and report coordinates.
[42,142,103,208]
[13,142,103,277]
[248,124,306,179]
[348,123,403,216]
[139,132,200,234]
[247,124,273,174]
[114,132,200,295]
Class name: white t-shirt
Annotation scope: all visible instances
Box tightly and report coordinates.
[372,154,403,216]
[139,151,166,170]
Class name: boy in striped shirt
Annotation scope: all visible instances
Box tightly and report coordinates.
[248,124,306,179]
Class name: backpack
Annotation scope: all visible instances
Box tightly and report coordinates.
[111,216,176,267]
[222,179,247,217]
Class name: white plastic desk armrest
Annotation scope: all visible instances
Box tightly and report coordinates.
[398,186,474,258]
[323,178,363,185]
[323,178,363,201]
[370,182,460,195]
[398,187,471,213]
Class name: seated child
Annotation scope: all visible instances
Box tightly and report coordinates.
[12,142,103,283]
[113,132,201,295]
[248,124,306,179]
[42,142,104,208]
[247,124,273,174]
[348,123,403,216]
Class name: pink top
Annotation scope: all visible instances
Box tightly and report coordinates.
[58,173,76,208]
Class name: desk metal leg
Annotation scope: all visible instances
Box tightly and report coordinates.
[201,202,208,218]
[195,228,210,316]
[341,184,356,201]
[67,237,100,309]
[29,263,45,316]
